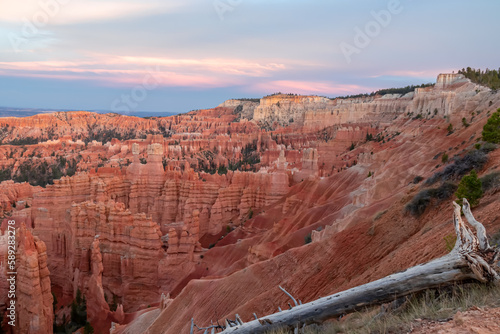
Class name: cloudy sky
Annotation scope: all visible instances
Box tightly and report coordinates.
[0,0,498,114]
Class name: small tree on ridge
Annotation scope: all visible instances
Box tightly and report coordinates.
[455,169,483,207]
[482,108,500,143]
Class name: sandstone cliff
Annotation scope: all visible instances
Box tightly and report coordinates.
[0,73,499,333]
[251,74,489,131]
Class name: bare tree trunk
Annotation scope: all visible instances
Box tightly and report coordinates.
[220,200,500,333]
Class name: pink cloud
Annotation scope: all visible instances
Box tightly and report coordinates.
[111,56,286,77]
[0,56,287,88]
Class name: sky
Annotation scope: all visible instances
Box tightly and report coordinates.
[0,0,499,114]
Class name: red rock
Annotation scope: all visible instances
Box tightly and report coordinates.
[85,237,110,324]
[13,224,53,334]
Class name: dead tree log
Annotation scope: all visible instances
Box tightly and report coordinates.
[220,200,500,333]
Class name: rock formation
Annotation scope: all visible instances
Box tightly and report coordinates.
[85,237,110,324]
[253,95,331,126]
[14,224,53,334]
[71,200,163,311]
[0,73,499,333]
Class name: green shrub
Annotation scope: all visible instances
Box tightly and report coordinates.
[441,153,449,163]
[480,142,497,153]
[425,150,488,185]
[0,167,12,182]
[412,176,424,184]
[11,157,80,187]
[225,141,260,172]
[455,170,483,207]
[83,322,94,334]
[406,182,457,217]
[482,109,500,143]
[70,289,87,328]
[217,165,228,175]
[1,137,39,146]
[80,127,137,144]
[447,123,453,134]
[462,117,470,127]
[304,233,312,244]
[480,172,500,193]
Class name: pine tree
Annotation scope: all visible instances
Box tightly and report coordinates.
[482,109,500,144]
[455,170,483,207]
[84,322,94,334]
[447,123,453,134]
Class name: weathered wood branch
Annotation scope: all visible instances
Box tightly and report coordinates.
[462,199,489,251]
[279,286,299,307]
[220,201,500,333]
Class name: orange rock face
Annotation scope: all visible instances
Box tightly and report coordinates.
[71,200,164,311]
[1,73,500,333]
[85,237,110,324]
[8,224,53,334]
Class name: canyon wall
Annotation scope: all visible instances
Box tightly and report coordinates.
[25,144,291,312]
[251,74,488,131]
[1,73,500,332]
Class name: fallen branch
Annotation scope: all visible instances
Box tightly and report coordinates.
[279,286,298,307]
[220,199,500,333]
